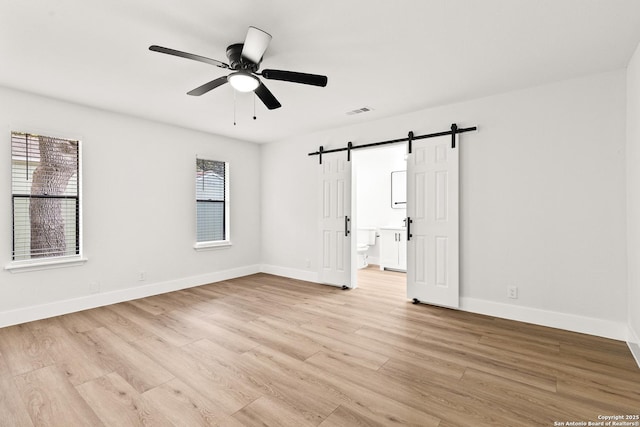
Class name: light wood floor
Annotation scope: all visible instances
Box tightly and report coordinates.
[0,267,639,426]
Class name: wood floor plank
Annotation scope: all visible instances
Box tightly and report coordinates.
[161,290,225,316]
[0,346,10,378]
[309,350,528,427]
[300,316,483,381]
[79,327,174,393]
[232,346,345,425]
[186,338,338,421]
[14,365,103,426]
[459,367,608,425]
[0,375,35,426]
[86,306,152,343]
[231,396,317,427]
[559,341,640,373]
[131,335,261,414]
[163,288,230,318]
[76,372,173,427]
[211,314,324,361]
[28,319,112,386]
[385,310,484,344]
[244,344,440,426]
[389,303,501,337]
[57,310,103,334]
[142,378,245,427]
[318,404,388,427]
[126,297,168,316]
[164,309,261,354]
[286,301,366,333]
[356,324,559,392]
[295,321,390,371]
[477,332,561,357]
[556,368,640,412]
[204,299,263,324]
[288,305,366,333]
[0,324,54,376]
[107,302,195,347]
[380,358,548,427]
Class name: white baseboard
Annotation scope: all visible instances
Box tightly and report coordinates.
[628,326,640,368]
[460,297,628,341]
[0,264,261,328]
[260,264,320,283]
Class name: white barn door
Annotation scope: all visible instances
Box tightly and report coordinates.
[406,135,459,308]
[319,155,352,287]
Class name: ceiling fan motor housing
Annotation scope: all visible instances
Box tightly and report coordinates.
[226,43,258,71]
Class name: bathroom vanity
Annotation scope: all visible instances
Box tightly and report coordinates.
[379,226,407,272]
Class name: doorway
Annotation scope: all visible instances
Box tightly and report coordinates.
[317,129,461,308]
[352,144,408,291]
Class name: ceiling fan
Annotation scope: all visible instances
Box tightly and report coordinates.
[149,26,328,110]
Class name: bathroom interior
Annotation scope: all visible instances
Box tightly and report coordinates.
[354,143,408,285]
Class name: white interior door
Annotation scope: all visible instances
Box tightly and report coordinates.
[319,155,352,287]
[406,135,459,308]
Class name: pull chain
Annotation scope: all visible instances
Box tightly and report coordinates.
[253,93,257,120]
[233,90,237,126]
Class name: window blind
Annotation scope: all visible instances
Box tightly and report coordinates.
[11,132,80,260]
[196,158,226,242]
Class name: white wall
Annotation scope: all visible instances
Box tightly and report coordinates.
[0,86,261,326]
[262,70,628,339]
[627,42,640,362]
[354,145,407,264]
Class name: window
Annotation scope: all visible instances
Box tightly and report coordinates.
[10,132,82,263]
[195,158,229,248]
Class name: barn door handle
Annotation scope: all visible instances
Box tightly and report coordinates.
[345,216,350,237]
[406,217,413,241]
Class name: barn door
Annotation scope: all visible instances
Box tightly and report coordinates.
[319,155,352,287]
[406,134,459,308]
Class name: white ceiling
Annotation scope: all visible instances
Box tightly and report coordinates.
[2,0,640,144]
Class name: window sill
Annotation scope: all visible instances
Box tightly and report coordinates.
[193,241,232,251]
[5,256,88,273]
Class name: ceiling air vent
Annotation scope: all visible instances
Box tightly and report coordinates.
[346,106,374,116]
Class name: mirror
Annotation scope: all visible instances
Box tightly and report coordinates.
[391,170,406,209]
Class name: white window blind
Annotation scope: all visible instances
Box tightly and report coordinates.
[196,158,228,243]
[11,132,81,261]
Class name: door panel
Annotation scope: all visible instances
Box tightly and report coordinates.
[319,156,352,287]
[407,135,459,308]
[414,235,427,284]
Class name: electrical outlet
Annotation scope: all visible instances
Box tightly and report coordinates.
[139,271,146,281]
[508,286,518,299]
[305,258,311,268]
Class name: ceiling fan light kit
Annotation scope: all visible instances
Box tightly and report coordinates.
[228,72,260,92]
[149,26,327,113]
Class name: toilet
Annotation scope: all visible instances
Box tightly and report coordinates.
[356,228,377,269]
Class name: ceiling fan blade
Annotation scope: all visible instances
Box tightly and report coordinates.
[261,69,327,87]
[187,76,229,96]
[254,83,281,110]
[149,45,229,69]
[241,27,272,64]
